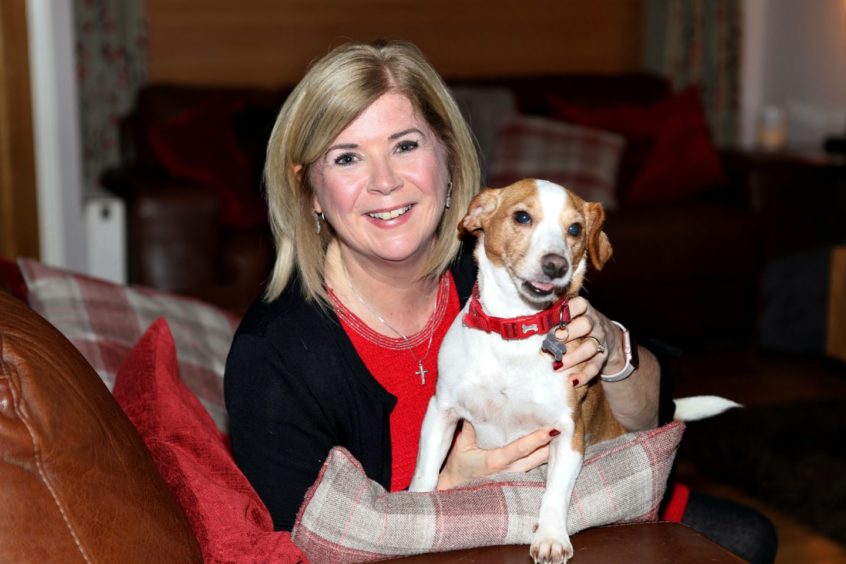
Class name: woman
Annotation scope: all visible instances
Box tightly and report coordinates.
[224,40,774,562]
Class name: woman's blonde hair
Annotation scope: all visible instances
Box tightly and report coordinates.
[262,40,480,305]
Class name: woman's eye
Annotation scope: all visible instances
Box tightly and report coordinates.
[397,140,419,153]
[333,153,357,166]
[568,223,582,236]
[513,211,532,225]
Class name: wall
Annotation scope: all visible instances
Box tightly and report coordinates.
[0,0,39,260]
[742,0,846,148]
[5,1,644,276]
[146,0,644,87]
[26,0,87,272]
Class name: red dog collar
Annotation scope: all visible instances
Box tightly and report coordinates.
[463,283,571,340]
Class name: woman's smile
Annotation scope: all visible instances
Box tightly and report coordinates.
[366,203,414,222]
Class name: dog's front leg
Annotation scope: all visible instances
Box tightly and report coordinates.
[530,419,583,564]
[408,397,458,491]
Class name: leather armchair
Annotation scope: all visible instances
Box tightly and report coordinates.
[0,291,202,562]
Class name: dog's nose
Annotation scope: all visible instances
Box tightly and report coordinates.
[541,254,569,279]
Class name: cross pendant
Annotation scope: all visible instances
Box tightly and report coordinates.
[415,362,428,385]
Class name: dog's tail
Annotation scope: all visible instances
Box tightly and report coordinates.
[673,395,741,422]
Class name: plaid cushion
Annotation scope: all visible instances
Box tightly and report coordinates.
[488,115,625,209]
[18,258,240,432]
[293,421,684,562]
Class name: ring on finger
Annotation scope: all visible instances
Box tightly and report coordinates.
[587,336,606,355]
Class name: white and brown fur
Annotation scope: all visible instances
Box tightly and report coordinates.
[409,179,737,563]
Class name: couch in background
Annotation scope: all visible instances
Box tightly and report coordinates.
[101,73,763,346]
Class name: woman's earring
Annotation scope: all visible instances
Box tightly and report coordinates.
[445,181,453,209]
[314,211,325,234]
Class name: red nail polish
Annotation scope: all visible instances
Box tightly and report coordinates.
[571,378,579,387]
[549,429,560,437]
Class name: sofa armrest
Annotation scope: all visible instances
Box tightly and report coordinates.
[381,522,744,563]
[0,256,27,302]
[102,167,221,294]
[0,291,203,562]
[101,167,273,313]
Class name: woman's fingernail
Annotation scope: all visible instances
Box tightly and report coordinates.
[549,429,560,437]
[571,378,580,387]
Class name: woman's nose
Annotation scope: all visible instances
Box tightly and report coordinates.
[368,156,401,194]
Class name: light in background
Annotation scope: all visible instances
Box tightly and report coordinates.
[85,198,126,284]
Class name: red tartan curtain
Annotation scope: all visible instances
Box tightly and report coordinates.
[645,0,742,147]
[74,0,147,199]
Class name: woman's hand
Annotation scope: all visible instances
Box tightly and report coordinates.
[556,296,661,431]
[436,421,556,490]
[554,296,623,387]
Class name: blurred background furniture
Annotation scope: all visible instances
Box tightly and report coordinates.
[101,73,763,347]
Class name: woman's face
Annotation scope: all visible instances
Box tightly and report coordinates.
[309,92,449,269]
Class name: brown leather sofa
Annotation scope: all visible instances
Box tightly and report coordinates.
[101,74,763,346]
[0,290,202,562]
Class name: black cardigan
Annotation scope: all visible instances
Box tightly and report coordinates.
[224,248,674,532]
[224,251,478,531]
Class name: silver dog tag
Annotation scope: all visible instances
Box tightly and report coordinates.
[541,329,567,362]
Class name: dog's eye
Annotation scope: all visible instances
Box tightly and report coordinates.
[513,211,532,225]
[568,223,582,236]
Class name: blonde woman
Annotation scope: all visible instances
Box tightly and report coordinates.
[224,41,772,564]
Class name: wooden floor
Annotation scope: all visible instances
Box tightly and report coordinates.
[671,345,846,564]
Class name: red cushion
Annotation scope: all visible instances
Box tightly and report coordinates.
[548,86,726,205]
[113,318,304,563]
[148,100,267,229]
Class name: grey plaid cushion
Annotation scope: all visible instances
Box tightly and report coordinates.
[293,421,684,562]
[19,258,239,431]
[488,115,625,209]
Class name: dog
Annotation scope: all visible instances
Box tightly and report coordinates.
[408,179,737,563]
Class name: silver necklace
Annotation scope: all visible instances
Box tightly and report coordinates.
[343,264,437,385]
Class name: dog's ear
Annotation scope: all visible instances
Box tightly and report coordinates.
[460,188,500,235]
[584,202,613,270]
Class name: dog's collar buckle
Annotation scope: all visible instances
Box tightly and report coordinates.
[463,283,570,340]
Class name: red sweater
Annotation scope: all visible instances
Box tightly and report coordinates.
[332,274,460,491]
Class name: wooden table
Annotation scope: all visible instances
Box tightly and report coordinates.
[723,147,846,260]
[382,522,745,563]
[828,246,846,362]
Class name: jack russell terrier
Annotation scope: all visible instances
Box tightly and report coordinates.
[409,178,738,563]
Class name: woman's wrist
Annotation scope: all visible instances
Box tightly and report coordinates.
[436,471,455,491]
[601,345,661,431]
[600,321,638,382]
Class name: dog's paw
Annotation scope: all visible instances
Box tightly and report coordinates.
[530,527,573,564]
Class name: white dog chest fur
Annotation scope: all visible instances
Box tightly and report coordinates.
[436,306,575,449]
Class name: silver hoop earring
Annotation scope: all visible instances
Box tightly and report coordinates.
[445,181,453,209]
[314,211,325,234]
